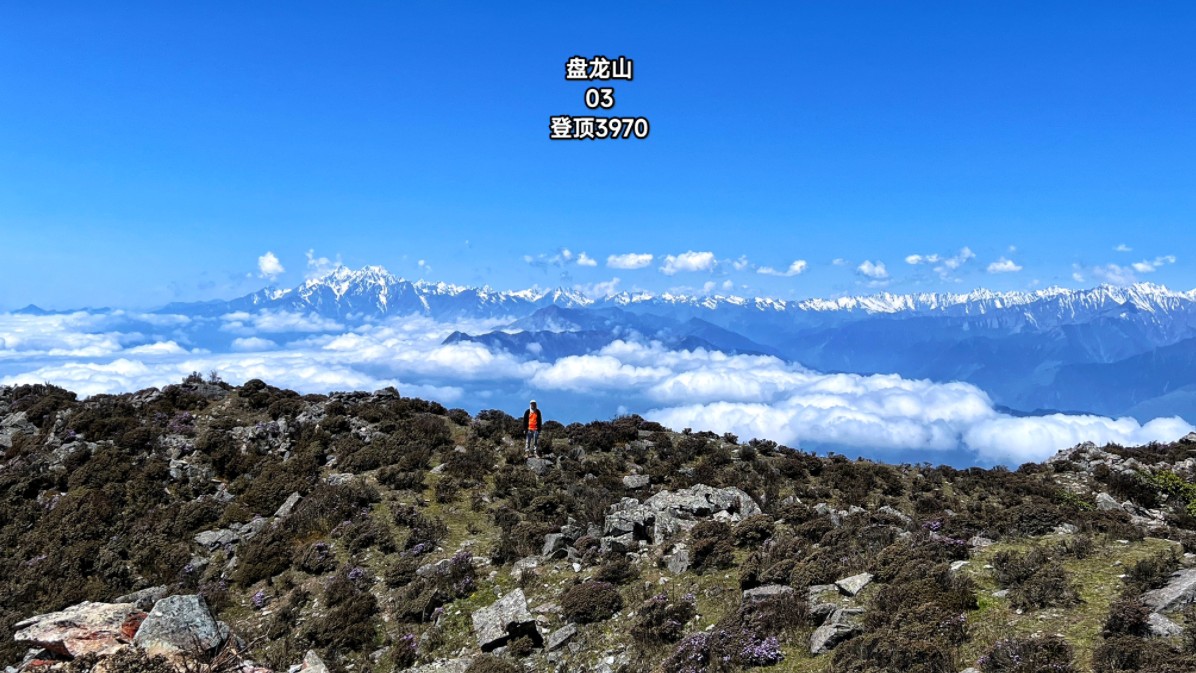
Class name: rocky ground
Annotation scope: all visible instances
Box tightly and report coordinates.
[4,377,1196,673]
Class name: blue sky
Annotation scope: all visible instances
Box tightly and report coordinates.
[2,2,1194,309]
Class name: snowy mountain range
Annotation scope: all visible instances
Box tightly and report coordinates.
[16,264,1196,422]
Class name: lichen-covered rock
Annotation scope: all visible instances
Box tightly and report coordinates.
[622,475,650,489]
[13,601,144,658]
[1142,569,1196,613]
[835,572,873,596]
[810,621,857,654]
[133,595,228,658]
[743,584,795,602]
[471,589,542,652]
[1148,612,1184,637]
[602,484,761,547]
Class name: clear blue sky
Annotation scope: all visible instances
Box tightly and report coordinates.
[1,2,1194,309]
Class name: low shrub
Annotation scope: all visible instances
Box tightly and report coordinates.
[978,635,1076,673]
[733,514,775,548]
[561,581,623,623]
[464,655,519,673]
[1102,598,1151,637]
[690,520,735,572]
[631,592,697,645]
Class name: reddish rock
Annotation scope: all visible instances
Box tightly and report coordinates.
[13,601,143,658]
[120,613,146,640]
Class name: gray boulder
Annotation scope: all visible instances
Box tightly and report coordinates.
[1148,612,1184,638]
[623,474,650,489]
[604,484,762,546]
[810,621,857,654]
[1142,569,1196,613]
[274,492,302,518]
[547,623,577,651]
[835,572,873,596]
[406,658,474,673]
[1096,492,1122,511]
[471,589,542,652]
[0,412,36,449]
[299,650,330,672]
[665,543,691,574]
[194,528,239,549]
[133,594,228,657]
[743,585,795,602]
[543,533,567,559]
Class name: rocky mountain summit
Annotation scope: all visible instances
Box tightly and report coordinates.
[5,379,1196,673]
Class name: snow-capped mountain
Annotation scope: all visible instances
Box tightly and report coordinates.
[157,265,594,319]
[138,265,1196,421]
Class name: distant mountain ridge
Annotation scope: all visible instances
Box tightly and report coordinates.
[12,264,1196,421]
[154,264,1196,327]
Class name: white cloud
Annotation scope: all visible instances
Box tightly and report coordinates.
[731,256,752,271]
[986,257,1023,274]
[4,309,1191,467]
[527,248,582,269]
[257,251,285,280]
[1131,255,1176,274]
[758,260,808,277]
[231,337,278,352]
[305,250,342,279]
[1115,244,1132,253]
[576,252,597,267]
[962,414,1192,465]
[126,341,189,356]
[905,248,975,279]
[573,278,621,299]
[220,310,343,334]
[607,253,654,270]
[831,258,847,266]
[1091,263,1137,286]
[660,251,716,275]
[856,260,888,280]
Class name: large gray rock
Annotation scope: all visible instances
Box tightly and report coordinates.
[547,623,577,651]
[1142,569,1196,613]
[835,572,873,596]
[0,411,36,449]
[1148,612,1184,637]
[543,533,567,559]
[743,584,795,602]
[133,594,228,657]
[1096,492,1123,512]
[407,658,473,673]
[665,543,691,574]
[623,474,650,489]
[13,601,142,657]
[604,484,762,546]
[471,589,542,652]
[194,528,239,549]
[810,621,858,654]
[274,492,302,518]
[299,650,330,672]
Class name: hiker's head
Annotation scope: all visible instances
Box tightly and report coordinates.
[530,400,537,409]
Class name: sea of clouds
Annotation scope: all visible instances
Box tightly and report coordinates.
[0,309,1189,466]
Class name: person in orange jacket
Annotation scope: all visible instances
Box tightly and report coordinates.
[522,400,543,456]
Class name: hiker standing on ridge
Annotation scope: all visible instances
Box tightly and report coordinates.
[523,400,542,456]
